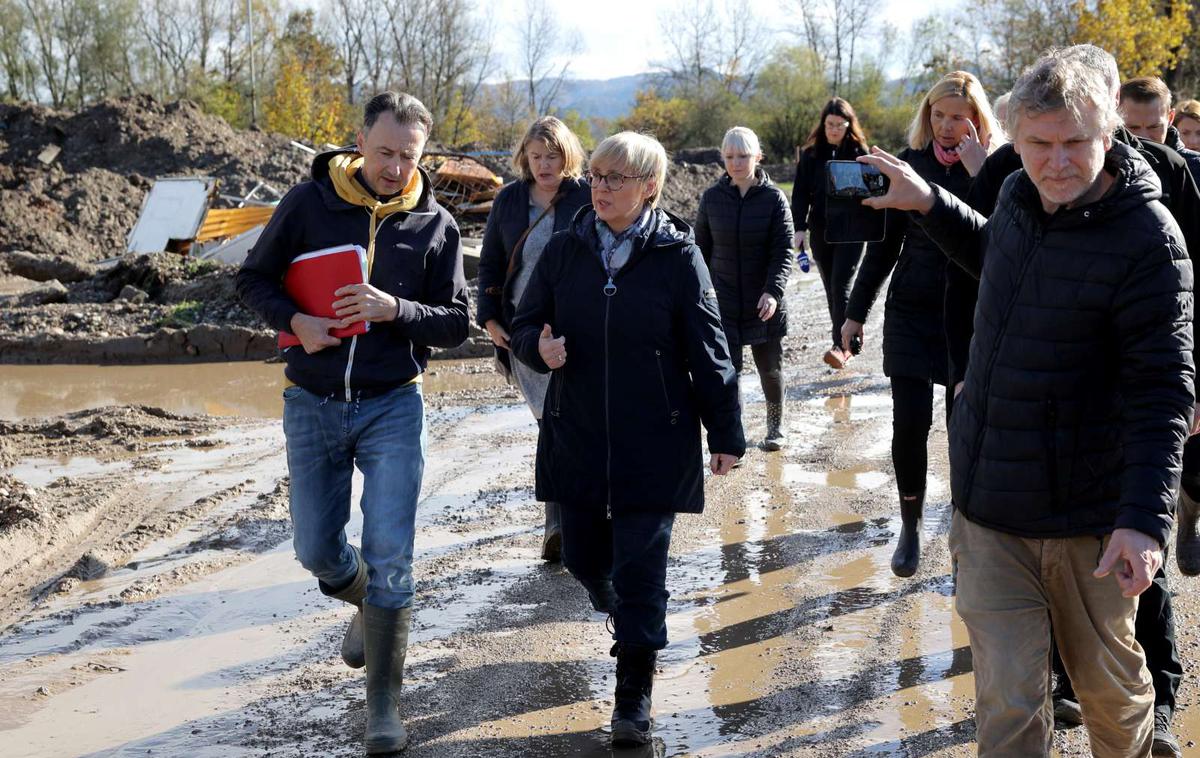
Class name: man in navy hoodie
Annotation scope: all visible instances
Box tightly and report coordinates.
[237,91,467,754]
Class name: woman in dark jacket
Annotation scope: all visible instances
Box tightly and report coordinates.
[510,132,745,749]
[476,116,590,562]
[792,97,869,369]
[696,126,794,450]
[841,71,1002,578]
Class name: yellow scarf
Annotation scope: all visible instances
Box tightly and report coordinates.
[328,153,423,275]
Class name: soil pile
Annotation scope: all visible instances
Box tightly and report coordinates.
[0,95,311,263]
[661,162,725,225]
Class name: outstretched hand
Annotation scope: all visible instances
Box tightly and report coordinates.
[858,147,936,214]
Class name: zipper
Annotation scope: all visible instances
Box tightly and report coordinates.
[550,370,564,417]
[344,334,358,401]
[654,350,679,425]
[604,296,613,520]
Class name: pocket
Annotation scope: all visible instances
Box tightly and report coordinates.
[282,385,304,401]
[549,371,565,418]
[654,350,681,426]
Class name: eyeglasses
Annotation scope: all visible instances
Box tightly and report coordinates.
[584,170,648,191]
[826,121,850,130]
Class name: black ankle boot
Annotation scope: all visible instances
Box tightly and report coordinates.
[610,642,656,746]
[891,492,924,577]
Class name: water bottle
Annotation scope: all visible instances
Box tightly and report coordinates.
[796,242,811,273]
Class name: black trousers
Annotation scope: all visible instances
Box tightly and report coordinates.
[890,375,952,495]
[810,221,865,348]
[1180,433,1200,501]
[560,505,675,650]
[1053,566,1181,715]
[730,338,784,406]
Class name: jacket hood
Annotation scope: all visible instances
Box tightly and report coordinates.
[309,146,438,214]
[1164,125,1187,154]
[567,204,695,250]
[1011,140,1161,227]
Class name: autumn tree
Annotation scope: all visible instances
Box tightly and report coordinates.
[1074,0,1193,78]
[263,10,352,146]
[616,89,690,150]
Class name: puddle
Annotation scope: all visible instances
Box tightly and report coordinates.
[783,462,891,490]
[0,359,505,420]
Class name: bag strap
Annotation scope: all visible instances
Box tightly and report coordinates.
[506,189,562,277]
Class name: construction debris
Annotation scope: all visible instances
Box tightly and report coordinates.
[125,177,215,254]
[421,152,504,218]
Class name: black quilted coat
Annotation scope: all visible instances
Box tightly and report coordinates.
[694,170,794,346]
[919,142,1194,547]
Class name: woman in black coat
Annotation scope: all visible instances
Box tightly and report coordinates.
[476,116,590,562]
[841,71,1002,578]
[510,131,745,749]
[792,97,869,369]
[695,126,794,450]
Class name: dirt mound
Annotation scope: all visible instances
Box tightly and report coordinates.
[0,95,311,262]
[0,474,40,530]
[0,405,221,453]
[660,162,725,225]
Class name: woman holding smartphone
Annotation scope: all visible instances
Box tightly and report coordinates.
[791,97,869,369]
[841,71,1002,578]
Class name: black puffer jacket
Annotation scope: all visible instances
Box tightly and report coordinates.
[791,140,868,231]
[510,207,746,516]
[845,144,973,384]
[694,170,794,346]
[919,142,1194,547]
[476,177,591,329]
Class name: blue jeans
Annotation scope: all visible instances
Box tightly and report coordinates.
[560,506,675,650]
[282,382,426,609]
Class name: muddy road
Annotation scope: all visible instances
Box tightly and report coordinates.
[2,271,1199,757]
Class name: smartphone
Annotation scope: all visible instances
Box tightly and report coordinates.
[826,160,890,198]
[823,160,888,244]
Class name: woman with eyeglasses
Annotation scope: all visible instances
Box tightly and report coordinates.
[476,116,591,562]
[791,97,869,370]
[510,131,745,748]
[842,71,1003,578]
[695,126,794,450]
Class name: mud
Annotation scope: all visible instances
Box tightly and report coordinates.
[2,268,1199,757]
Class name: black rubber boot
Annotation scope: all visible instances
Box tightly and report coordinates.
[541,502,563,562]
[611,642,656,747]
[762,402,787,452]
[1176,490,1200,576]
[321,546,368,669]
[890,492,924,578]
[363,604,412,754]
[1052,673,1082,729]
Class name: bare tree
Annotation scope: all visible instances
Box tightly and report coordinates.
[514,0,581,116]
[326,0,367,103]
[387,0,493,136]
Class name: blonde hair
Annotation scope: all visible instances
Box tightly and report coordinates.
[589,131,669,207]
[721,126,762,157]
[1175,99,1200,126]
[908,71,1005,150]
[511,116,586,182]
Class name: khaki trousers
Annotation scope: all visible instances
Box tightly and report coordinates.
[949,510,1153,757]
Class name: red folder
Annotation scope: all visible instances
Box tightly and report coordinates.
[277,244,371,349]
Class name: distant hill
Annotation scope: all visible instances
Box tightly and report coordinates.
[482,73,654,122]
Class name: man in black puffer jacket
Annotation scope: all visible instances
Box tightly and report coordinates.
[862,51,1194,756]
[950,48,1199,755]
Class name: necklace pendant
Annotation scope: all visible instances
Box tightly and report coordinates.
[603,277,617,297]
